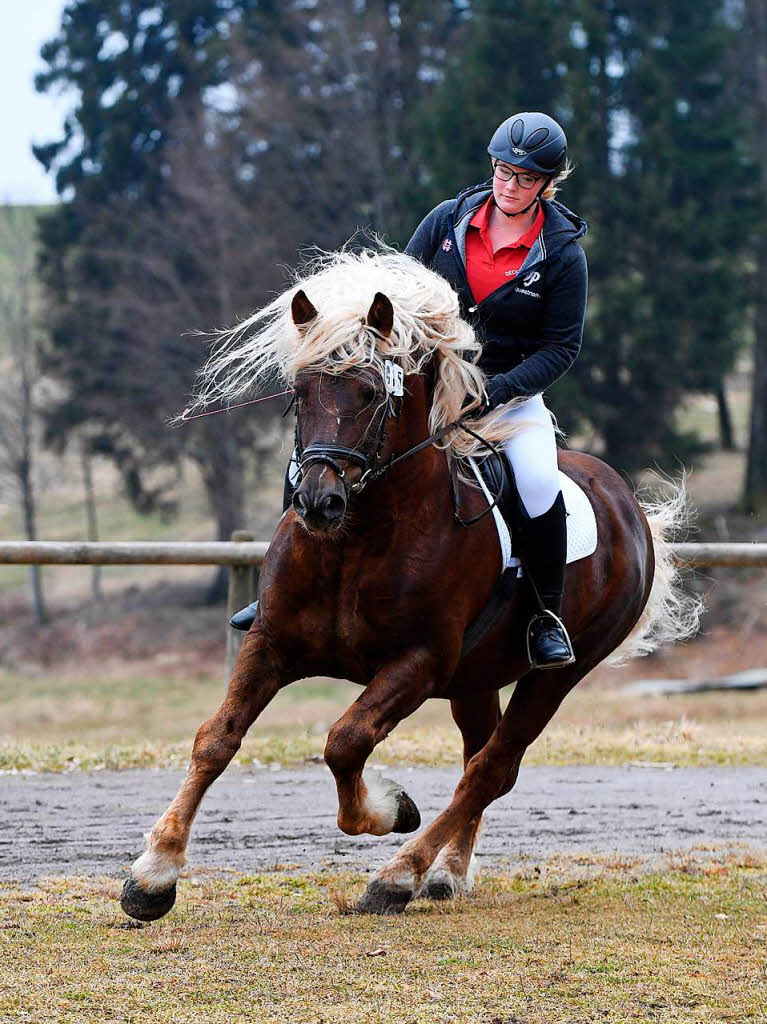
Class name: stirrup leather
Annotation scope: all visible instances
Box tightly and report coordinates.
[526,609,576,670]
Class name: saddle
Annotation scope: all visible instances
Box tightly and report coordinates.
[453,449,523,567]
[456,451,598,658]
[474,450,519,533]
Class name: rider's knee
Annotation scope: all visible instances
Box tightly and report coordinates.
[517,477,560,519]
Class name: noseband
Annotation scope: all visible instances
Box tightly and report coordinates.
[293,386,400,496]
[290,367,503,525]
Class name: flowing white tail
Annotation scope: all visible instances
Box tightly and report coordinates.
[608,476,704,666]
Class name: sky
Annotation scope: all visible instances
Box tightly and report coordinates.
[0,0,71,204]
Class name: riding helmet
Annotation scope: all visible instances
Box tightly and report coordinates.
[488,112,568,176]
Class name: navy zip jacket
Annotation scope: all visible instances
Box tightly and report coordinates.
[404,182,588,403]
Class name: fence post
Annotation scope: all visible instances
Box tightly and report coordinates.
[226,530,255,681]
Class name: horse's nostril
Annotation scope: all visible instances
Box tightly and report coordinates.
[322,493,346,519]
[293,491,309,518]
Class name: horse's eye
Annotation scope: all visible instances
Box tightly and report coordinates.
[361,386,378,404]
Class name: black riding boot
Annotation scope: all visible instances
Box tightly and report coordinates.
[229,467,298,632]
[517,490,575,669]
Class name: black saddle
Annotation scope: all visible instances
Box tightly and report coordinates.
[473,449,519,535]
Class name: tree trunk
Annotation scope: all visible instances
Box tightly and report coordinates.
[18,454,46,625]
[196,423,246,605]
[744,0,767,511]
[16,300,46,625]
[716,385,736,451]
[80,440,102,600]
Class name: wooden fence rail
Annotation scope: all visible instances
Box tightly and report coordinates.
[2,540,766,567]
[0,540,270,565]
[2,539,766,677]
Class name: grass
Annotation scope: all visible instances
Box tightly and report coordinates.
[3,664,767,772]
[1,370,765,774]
[1,855,765,1023]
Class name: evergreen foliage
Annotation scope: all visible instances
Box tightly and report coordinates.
[417,0,756,469]
[32,0,762,515]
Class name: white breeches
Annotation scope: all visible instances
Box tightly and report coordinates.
[500,393,560,518]
[288,450,301,486]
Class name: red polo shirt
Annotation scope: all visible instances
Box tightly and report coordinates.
[465,197,545,304]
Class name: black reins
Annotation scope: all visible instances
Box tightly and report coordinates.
[292,384,504,525]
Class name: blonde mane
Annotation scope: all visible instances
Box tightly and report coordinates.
[187,242,530,460]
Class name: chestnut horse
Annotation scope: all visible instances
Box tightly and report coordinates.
[120,248,698,921]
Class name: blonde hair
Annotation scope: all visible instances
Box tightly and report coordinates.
[185,240,529,461]
[542,158,575,200]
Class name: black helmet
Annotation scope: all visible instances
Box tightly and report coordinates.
[487,112,567,176]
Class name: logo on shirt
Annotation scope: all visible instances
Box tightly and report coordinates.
[441,238,453,252]
[522,271,541,287]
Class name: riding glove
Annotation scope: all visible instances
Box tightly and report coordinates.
[482,374,514,412]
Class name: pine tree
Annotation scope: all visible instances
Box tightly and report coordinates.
[34,1,272,600]
[419,0,756,472]
[33,0,461,600]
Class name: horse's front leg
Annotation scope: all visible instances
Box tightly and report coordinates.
[418,690,502,901]
[120,627,283,922]
[324,648,439,838]
[359,661,591,914]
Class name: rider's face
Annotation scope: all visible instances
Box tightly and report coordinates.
[491,161,546,214]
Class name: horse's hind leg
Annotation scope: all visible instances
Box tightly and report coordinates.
[358,659,595,914]
[324,649,439,837]
[418,690,502,901]
[120,628,283,922]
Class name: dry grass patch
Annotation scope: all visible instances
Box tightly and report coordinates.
[1,857,766,1023]
[3,714,767,773]
[3,606,767,772]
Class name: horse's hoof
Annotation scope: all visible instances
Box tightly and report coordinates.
[357,879,412,915]
[420,878,456,901]
[120,876,177,922]
[392,790,421,833]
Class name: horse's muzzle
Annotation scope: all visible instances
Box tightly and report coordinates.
[293,479,347,532]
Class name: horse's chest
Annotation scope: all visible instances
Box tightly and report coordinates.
[336,574,404,638]
[333,557,436,651]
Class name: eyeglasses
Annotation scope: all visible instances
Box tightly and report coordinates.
[492,161,543,190]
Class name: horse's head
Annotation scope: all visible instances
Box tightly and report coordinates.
[186,246,494,533]
[290,288,406,533]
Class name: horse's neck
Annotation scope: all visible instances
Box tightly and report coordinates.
[355,379,450,526]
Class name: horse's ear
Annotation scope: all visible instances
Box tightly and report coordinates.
[291,289,318,328]
[366,292,394,338]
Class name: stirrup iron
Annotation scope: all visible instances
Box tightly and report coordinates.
[526,608,576,670]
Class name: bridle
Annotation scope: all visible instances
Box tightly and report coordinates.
[290,367,503,524]
[292,383,402,496]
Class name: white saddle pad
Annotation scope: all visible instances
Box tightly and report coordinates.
[468,458,598,576]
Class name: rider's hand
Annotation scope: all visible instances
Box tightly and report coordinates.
[461,375,512,417]
[485,375,512,411]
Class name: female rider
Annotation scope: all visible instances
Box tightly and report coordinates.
[231,112,587,672]
[403,111,588,670]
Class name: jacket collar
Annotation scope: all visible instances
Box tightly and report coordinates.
[451,181,587,269]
